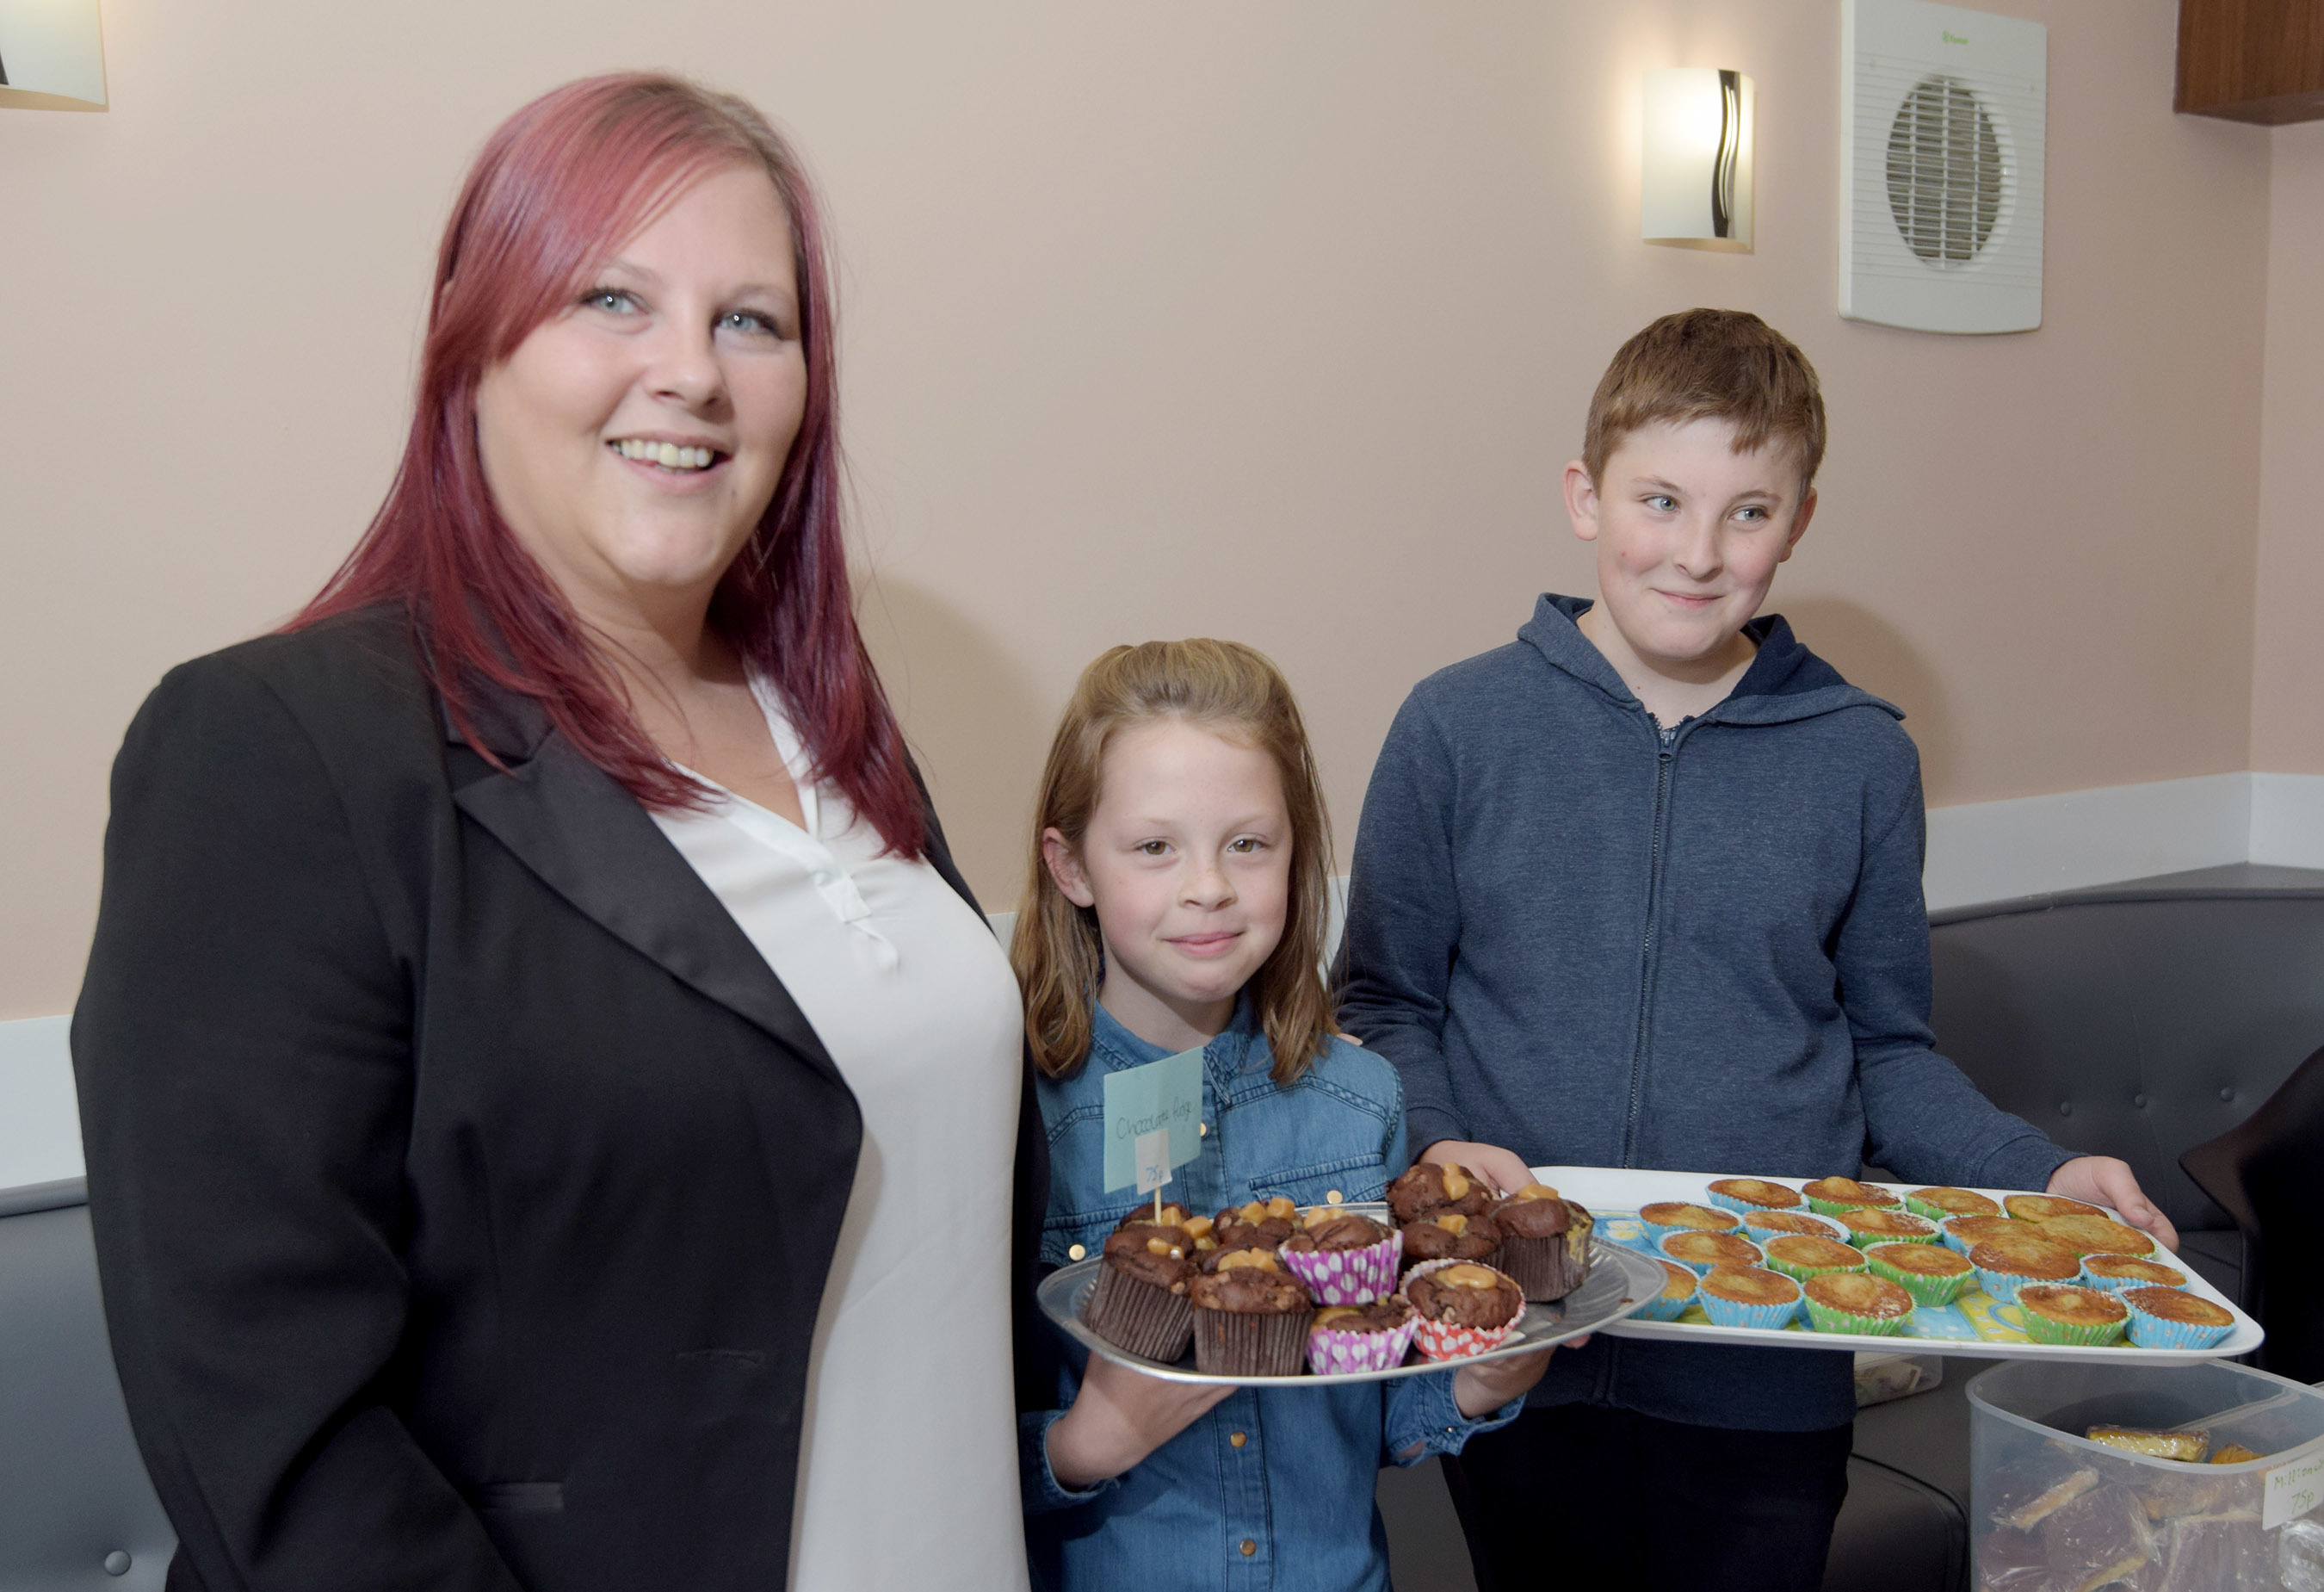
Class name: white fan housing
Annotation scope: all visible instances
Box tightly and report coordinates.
[1839,0,2045,334]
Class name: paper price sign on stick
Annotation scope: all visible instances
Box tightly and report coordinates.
[1103,1046,1203,1195]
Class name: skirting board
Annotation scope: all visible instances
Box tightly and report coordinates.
[10,773,2319,1193]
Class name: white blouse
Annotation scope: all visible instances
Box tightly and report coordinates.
[650,679,1029,1591]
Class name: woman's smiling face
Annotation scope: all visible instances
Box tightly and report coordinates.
[474,164,807,629]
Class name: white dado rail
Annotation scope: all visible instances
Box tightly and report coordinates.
[6,772,2320,1193]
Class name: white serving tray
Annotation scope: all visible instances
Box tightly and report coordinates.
[1540,1166,2264,1366]
[1038,1205,1665,1387]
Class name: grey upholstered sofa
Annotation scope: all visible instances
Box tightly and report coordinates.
[1377,862,2324,1592]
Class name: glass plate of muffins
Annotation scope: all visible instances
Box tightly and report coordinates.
[1536,1166,2263,1366]
[1038,1196,1669,1386]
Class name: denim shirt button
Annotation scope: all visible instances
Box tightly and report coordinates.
[1067,1244,1085,1261]
[1239,1539,1257,1557]
[1229,1431,1247,1447]
[1199,1122,1208,1137]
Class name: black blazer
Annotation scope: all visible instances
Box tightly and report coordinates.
[72,606,1046,1592]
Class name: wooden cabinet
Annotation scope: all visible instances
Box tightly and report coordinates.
[2178,0,2324,123]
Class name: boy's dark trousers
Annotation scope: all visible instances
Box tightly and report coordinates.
[1442,1403,1854,1591]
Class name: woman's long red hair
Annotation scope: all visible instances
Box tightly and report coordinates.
[292,73,923,854]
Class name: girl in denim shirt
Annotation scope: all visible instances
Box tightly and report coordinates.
[1012,640,1549,1591]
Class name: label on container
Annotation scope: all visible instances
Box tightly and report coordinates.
[2266,1446,2324,1530]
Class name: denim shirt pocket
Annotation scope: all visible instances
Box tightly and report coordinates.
[1225,1047,1403,1207]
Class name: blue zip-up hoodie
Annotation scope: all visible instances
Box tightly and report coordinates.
[1338,594,2073,1430]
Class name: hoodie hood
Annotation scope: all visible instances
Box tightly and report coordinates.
[1517,592,1901,728]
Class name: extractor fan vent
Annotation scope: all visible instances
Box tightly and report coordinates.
[1887,74,2004,265]
[1841,0,2045,333]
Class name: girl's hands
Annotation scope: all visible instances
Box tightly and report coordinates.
[1452,1341,1555,1416]
[2048,1155,2179,1252]
[1045,1354,1234,1490]
[1420,1139,1535,1199]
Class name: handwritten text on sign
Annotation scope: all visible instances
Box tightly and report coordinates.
[2265,1445,2324,1530]
[1102,1046,1203,1193]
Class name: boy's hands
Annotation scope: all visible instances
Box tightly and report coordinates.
[1453,1341,1556,1415]
[1419,1140,1535,1199]
[2048,1156,2179,1252]
[1045,1354,1233,1490]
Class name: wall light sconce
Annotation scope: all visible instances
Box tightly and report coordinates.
[1641,67,1752,251]
[0,0,107,111]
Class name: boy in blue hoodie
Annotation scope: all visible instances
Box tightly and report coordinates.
[1337,310,2176,1591]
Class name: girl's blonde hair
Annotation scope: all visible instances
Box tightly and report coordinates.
[1012,640,1340,1085]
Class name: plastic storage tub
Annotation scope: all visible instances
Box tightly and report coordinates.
[1968,1358,2324,1589]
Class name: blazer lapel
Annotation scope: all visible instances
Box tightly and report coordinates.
[446,700,844,1086]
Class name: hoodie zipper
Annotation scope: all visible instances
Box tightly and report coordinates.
[1621,721,1680,1166]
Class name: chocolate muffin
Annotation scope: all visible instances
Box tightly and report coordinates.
[1488,1185,1594,1301]
[1307,1296,1419,1374]
[1404,1262,1524,1332]
[1116,1203,1195,1233]
[1386,1162,1493,1223]
[1283,1211,1394,1251]
[1400,1210,1503,1267]
[1212,1197,1299,1251]
[1189,1253,1314,1376]
[1082,1224,1199,1360]
[1201,1242,1281,1274]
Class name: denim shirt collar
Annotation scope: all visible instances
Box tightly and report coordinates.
[1087,992,1267,1087]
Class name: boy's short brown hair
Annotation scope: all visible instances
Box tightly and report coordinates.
[1582,308,1826,492]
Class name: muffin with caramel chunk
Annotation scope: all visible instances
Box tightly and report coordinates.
[1707,1178,1802,1214]
[1386,1162,1493,1223]
[1189,1249,1314,1375]
[1800,1176,1900,1216]
[1403,1260,1524,1360]
[1280,1210,1403,1304]
[1083,1223,1199,1360]
[1212,1197,1300,1252]
[1307,1296,1419,1374]
[1488,1184,1594,1301]
[1400,1209,1502,1270]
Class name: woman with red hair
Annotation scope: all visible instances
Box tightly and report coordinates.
[74,74,1037,1591]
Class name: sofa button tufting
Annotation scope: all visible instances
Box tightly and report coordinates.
[2134,1093,2148,1108]
[2058,1101,2073,1117]
[103,1553,131,1577]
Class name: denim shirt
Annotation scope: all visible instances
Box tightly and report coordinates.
[1021,999,1520,1592]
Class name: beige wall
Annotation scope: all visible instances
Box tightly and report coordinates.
[0,0,2284,1018]
[2252,119,2324,775]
